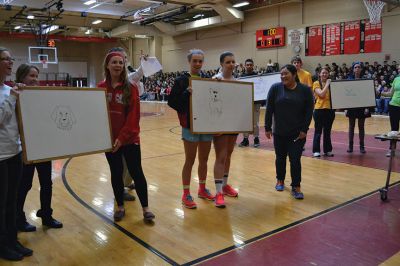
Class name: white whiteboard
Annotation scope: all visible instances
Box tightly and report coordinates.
[239,73,281,101]
[330,79,376,109]
[18,87,112,163]
[190,78,253,134]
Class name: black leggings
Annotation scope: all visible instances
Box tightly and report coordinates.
[389,104,400,131]
[348,117,365,145]
[105,144,148,207]
[17,161,53,220]
[0,153,22,246]
[312,109,335,153]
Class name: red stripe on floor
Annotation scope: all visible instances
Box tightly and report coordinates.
[199,185,400,266]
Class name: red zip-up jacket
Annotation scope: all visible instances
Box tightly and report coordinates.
[98,80,140,145]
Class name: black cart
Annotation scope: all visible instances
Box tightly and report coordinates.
[375,134,399,201]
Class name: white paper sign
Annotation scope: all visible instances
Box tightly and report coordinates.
[288,28,305,45]
[140,57,162,77]
[239,73,281,101]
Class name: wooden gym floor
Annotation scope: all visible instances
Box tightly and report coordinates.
[4,102,400,266]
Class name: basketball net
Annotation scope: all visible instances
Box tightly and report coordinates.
[363,0,386,24]
[41,60,48,69]
[1,0,14,4]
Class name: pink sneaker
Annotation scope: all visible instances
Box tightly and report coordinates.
[182,194,197,209]
[215,192,225,208]
[198,188,215,201]
[222,184,238,197]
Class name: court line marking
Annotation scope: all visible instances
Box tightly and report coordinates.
[61,158,180,266]
[182,181,400,266]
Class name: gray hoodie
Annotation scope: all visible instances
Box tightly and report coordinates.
[0,84,21,161]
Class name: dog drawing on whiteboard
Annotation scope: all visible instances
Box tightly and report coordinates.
[51,105,77,131]
[209,88,223,116]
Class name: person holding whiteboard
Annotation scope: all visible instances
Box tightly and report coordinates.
[312,67,335,157]
[212,51,240,208]
[15,64,63,232]
[98,51,155,222]
[264,64,314,199]
[167,49,215,209]
[345,62,373,154]
[0,47,32,260]
[238,59,262,148]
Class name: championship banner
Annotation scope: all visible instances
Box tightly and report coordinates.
[343,20,361,54]
[305,25,323,56]
[325,23,341,56]
[362,19,382,53]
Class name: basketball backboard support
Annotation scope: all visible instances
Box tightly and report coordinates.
[28,46,58,64]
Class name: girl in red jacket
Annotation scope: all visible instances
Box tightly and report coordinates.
[98,52,155,222]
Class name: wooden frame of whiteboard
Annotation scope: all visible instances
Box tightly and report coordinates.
[329,79,376,109]
[189,77,254,134]
[17,86,113,164]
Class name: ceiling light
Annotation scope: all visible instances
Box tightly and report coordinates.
[134,34,148,38]
[14,25,21,29]
[233,1,249,8]
[84,0,96,5]
[193,14,203,19]
[27,15,34,19]
[89,3,102,9]
[92,19,102,24]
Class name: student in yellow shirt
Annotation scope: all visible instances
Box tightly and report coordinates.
[291,56,313,88]
[312,67,335,157]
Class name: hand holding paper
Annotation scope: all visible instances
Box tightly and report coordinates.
[140,57,162,77]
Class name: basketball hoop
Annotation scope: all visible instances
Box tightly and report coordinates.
[41,59,48,69]
[363,0,386,24]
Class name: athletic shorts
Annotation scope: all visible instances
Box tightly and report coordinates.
[181,127,213,142]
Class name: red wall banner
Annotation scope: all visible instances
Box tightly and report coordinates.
[306,19,381,56]
[306,25,323,56]
[363,20,382,53]
[343,21,361,54]
[325,23,341,56]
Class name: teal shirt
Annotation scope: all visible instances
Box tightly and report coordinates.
[390,77,400,107]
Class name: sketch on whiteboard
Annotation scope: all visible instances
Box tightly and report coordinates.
[345,88,357,96]
[51,105,77,131]
[209,88,223,116]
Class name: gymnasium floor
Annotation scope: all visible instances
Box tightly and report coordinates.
[6,102,400,266]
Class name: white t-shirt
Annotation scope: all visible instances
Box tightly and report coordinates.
[0,84,21,161]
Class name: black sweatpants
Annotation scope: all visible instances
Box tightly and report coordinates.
[312,109,335,153]
[273,134,305,188]
[105,144,148,208]
[0,153,22,247]
[389,104,400,131]
[17,161,53,221]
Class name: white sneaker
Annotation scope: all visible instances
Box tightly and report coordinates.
[313,152,321,158]
[324,152,334,157]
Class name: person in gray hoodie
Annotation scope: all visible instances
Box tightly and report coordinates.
[0,47,32,261]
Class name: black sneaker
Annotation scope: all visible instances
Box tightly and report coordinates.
[253,137,260,147]
[0,245,23,261]
[123,190,136,201]
[17,221,36,232]
[239,138,249,147]
[14,241,33,257]
[42,217,63,229]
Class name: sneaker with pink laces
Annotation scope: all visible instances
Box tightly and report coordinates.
[198,188,215,201]
[222,184,238,197]
[182,194,197,209]
[215,192,225,208]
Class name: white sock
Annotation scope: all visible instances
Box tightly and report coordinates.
[215,179,223,193]
[223,174,228,187]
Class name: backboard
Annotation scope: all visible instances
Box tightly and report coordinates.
[28,46,58,64]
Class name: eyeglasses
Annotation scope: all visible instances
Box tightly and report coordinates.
[0,57,15,62]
